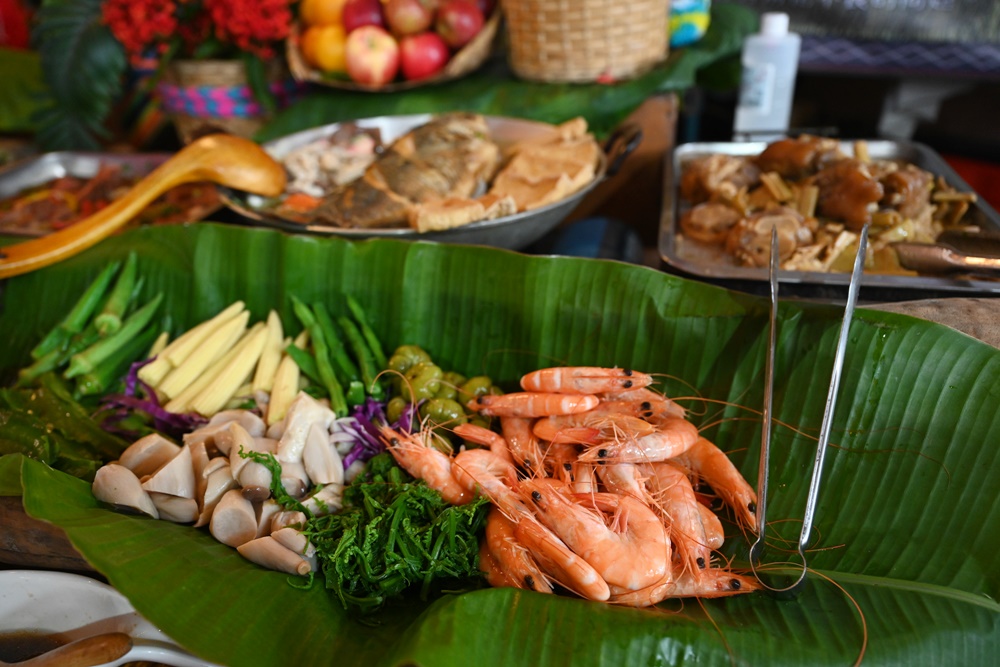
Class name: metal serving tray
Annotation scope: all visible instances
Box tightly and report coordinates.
[0,152,171,237]
[658,140,1000,295]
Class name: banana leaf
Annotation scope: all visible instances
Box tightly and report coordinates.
[1,222,998,666]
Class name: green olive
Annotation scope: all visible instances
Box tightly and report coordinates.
[419,398,467,428]
[469,415,492,430]
[402,361,443,402]
[457,375,493,408]
[435,371,466,401]
[386,396,409,425]
[387,345,432,375]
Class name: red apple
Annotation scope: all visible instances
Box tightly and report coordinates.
[341,0,384,32]
[385,0,435,36]
[435,0,483,49]
[474,0,495,17]
[345,25,400,86]
[400,31,450,80]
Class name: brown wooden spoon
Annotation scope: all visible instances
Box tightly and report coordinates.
[0,134,287,280]
[0,631,132,667]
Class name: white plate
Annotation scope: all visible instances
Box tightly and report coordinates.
[0,570,221,667]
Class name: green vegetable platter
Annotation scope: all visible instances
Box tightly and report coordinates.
[1,222,998,666]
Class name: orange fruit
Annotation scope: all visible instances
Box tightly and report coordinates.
[299,0,348,27]
[301,24,348,73]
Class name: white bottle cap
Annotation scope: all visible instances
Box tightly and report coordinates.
[760,12,790,38]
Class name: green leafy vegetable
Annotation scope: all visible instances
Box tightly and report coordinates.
[305,452,490,614]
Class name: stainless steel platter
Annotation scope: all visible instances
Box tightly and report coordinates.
[659,140,1000,295]
[222,114,637,251]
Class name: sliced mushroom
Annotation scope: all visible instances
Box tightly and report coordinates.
[303,422,344,486]
[277,393,336,464]
[279,460,310,499]
[265,414,287,440]
[202,456,229,479]
[195,463,238,528]
[237,536,311,576]
[255,499,282,538]
[189,441,211,506]
[228,423,268,479]
[344,459,367,484]
[300,483,343,517]
[208,409,267,436]
[148,492,199,523]
[92,464,159,519]
[141,445,195,499]
[271,526,315,558]
[210,488,257,547]
[118,433,181,478]
[271,510,307,533]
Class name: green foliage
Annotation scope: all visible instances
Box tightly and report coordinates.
[32,0,127,150]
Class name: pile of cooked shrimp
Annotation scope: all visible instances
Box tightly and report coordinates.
[377,366,760,607]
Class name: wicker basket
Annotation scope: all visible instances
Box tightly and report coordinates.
[502,0,669,83]
[158,59,301,143]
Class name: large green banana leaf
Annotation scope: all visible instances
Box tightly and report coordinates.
[1,223,998,666]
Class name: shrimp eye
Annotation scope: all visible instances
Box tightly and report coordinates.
[524,575,535,590]
[622,380,633,388]
[390,438,399,446]
[640,401,651,410]
[531,490,542,504]
[730,579,741,590]
[748,501,757,514]
[597,448,608,459]
[696,557,706,569]
[563,462,572,471]
[623,369,634,376]
[476,395,486,404]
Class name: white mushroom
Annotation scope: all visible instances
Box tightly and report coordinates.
[231,431,277,500]
[195,463,238,528]
[270,510,307,533]
[344,459,367,484]
[271,526,316,558]
[118,434,181,478]
[237,536,311,576]
[303,422,344,486]
[202,456,229,479]
[300,483,343,517]
[265,414,287,440]
[208,409,267,436]
[148,492,199,523]
[189,441,211,506]
[210,489,257,547]
[279,460,310,499]
[141,445,195,499]
[93,464,159,519]
[227,423,265,479]
[186,410,266,456]
[277,393,336,464]
[255,499,282,538]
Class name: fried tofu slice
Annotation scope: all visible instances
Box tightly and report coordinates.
[408,194,517,232]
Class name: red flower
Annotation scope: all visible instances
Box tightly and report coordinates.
[205,0,292,59]
[102,0,178,63]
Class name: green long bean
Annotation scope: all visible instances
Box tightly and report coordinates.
[346,295,387,370]
[291,296,347,417]
[338,315,384,400]
[313,302,360,384]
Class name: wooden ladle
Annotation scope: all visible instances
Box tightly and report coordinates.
[0,631,132,667]
[0,134,287,280]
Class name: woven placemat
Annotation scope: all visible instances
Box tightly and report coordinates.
[869,298,1000,349]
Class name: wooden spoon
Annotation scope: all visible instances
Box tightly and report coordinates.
[0,134,287,280]
[0,631,132,667]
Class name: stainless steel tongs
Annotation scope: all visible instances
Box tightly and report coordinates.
[748,222,870,594]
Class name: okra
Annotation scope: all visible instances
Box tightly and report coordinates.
[313,302,360,384]
[30,260,121,360]
[18,324,101,386]
[75,325,159,397]
[291,296,347,417]
[338,315,384,400]
[65,293,164,379]
[93,252,138,336]
[346,295,387,371]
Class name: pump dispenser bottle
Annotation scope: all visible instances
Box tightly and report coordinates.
[733,12,801,142]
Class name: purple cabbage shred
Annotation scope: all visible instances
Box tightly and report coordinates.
[340,397,421,469]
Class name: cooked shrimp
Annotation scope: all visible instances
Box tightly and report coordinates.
[674,437,757,532]
[479,540,517,588]
[608,568,759,607]
[599,387,687,420]
[522,481,670,591]
[697,502,725,550]
[451,448,527,518]
[520,367,654,394]
[513,514,611,602]
[485,506,553,594]
[571,462,598,494]
[500,416,547,474]
[532,416,601,446]
[577,417,699,464]
[453,422,514,465]
[378,425,470,505]
[642,461,712,577]
[469,392,599,418]
[596,463,645,499]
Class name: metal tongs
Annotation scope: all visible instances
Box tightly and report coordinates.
[749,223,870,594]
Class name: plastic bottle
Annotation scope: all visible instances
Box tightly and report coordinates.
[733,12,801,142]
